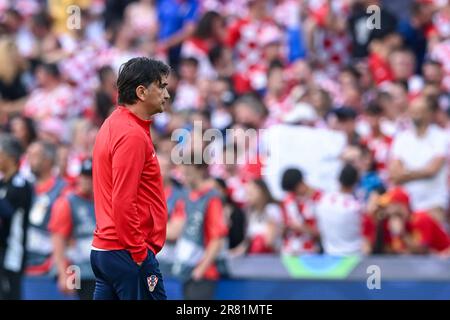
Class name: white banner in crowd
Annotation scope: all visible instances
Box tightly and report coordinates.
[261,124,347,200]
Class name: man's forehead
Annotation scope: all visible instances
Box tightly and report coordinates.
[409,103,428,114]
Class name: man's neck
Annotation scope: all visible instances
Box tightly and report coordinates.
[37,172,53,185]
[371,125,382,137]
[249,10,265,21]
[429,208,445,224]
[127,104,152,120]
[253,202,266,212]
[340,187,354,195]
[297,186,313,199]
[44,81,59,91]
[415,124,429,137]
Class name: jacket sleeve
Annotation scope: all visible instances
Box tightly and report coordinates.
[111,133,148,263]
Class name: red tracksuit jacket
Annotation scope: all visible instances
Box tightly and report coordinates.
[92,106,168,263]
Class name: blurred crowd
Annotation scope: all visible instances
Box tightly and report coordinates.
[0,0,450,299]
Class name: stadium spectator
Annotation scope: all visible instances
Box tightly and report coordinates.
[231,179,283,255]
[378,81,411,136]
[264,60,294,126]
[172,57,201,111]
[0,134,32,300]
[315,163,366,255]
[397,0,435,73]
[214,177,246,251]
[0,36,28,121]
[389,48,423,93]
[389,96,449,212]
[309,86,333,123]
[23,141,67,299]
[6,115,37,151]
[348,0,398,59]
[23,63,75,124]
[360,101,393,181]
[226,0,284,93]
[280,168,320,255]
[49,158,96,300]
[373,187,450,254]
[333,107,361,146]
[157,150,186,275]
[367,31,400,85]
[94,65,117,125]
[303,0,352,78]
[422,59,445,88]
[123,0,158,40]
[156,0,200,69]
[181,10,226,80]
[103,0,135,30]
[169,160,228,300]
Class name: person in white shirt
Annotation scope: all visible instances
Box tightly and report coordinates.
[389,96,449,212]
[230,179,284,256]
[315,164,363,256]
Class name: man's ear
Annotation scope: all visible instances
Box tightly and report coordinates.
[135,85,147,101]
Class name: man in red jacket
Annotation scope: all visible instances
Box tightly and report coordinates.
[91,57,170,300]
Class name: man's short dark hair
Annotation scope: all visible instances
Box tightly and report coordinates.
[208,45,223,66]
[365,101,383,116]
[411,1,426,17]
[234,94,269,118]
[334,107,357,121]
[32,11,52,30]
[117,57,170,105]
[194,11,222,39]
[268,59,284,73]
[0,134,23,163]
[341,65,362,81]
[38,62,60,78]
[5,8,22,20]
[281,168,304,192]
[98,65,115,83]
[180,57,199,68]
[339,163,359,188]
[423,59,442,68]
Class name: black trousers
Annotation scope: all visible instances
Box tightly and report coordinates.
[183,279,216,300]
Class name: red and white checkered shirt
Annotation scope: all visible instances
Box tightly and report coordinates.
[11,0,41,18]
[281,190,322,254]
[430,39,450,92]
[226,17,285,86]
[432,6,450,39]
[264,92,295,127]
[308,0,352,79]
[60,43,102,116]
[24,83,75,121]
